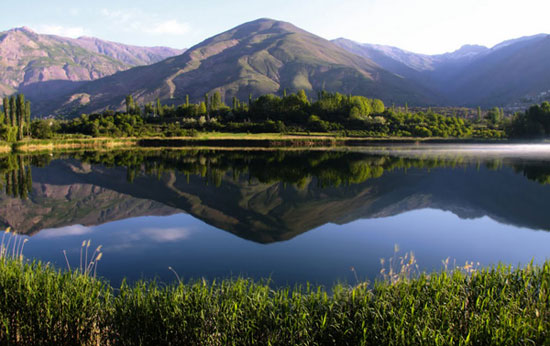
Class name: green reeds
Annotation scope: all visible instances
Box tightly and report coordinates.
[0,232,549,345]
[62,239,103,278]
[0,228,28,262]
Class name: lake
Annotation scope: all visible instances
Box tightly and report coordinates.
[2,144,550,287]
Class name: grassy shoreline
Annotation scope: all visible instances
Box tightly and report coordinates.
[3,134,511,153]
[0,257,548,345]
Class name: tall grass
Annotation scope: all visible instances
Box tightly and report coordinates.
[0,234,549,344]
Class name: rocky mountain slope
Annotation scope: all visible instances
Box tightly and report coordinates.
[0,27,183,100]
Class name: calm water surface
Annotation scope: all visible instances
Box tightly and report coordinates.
[2,144,550,287]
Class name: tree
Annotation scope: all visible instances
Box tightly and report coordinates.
[297,90,309,105]
[10,96,16,127]
[155,98,163,117]
[31,120,53,139]
[16,94,25,140]
[204,94,209,112]
[144,103,154,116]
[185,94,190,107]
[232,96,238,110]
[211,91,221,111]
[25,100,31,136]
[486,107,502,125]
[125,95,135,114]
[198,102,207,115]
[477,106,482,122]
[371,99,385,113]
[3,97,9,126]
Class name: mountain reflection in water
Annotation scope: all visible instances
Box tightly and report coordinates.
[1,145,550,286]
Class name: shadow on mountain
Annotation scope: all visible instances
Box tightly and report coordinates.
[20,80,89,116]
[1,149,550,243]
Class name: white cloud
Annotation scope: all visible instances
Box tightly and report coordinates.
[36,24,89,38]
[145,20,189,35]
[38,224,93,238]
[100,8,189,36]
[139,227,192,242]
[100,9,134,24]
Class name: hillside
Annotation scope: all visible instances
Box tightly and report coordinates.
[446,35,550,106]
[68,36,184,66]
[0,27,183,101]
[44,18,437,116]
[334,35,550,107]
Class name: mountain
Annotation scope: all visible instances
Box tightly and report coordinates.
[68,36,184,66]
[334,35,550,107]
[444,35,550,106]
[0,27,183,100]
[43,18,438,116]
[332,38,435,77]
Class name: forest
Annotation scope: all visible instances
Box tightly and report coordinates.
[1,91,550,141]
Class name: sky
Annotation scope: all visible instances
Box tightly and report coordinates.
[4,0,550,55]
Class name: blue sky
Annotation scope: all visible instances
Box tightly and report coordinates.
[5,0,550,54]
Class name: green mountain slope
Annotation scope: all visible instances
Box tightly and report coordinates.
[47,18,438,116]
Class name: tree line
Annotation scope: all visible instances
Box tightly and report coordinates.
[0,94,31,141]
[506,101,550,138]
[3,91,550,141]
[52,90,505,139]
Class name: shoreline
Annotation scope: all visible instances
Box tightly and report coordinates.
[2,134,513,153]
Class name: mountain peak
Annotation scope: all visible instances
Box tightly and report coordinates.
[439,44,489,60]
[9,26,35,34]
[229,17,303,35]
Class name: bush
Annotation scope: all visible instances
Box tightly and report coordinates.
[30,120,54,139]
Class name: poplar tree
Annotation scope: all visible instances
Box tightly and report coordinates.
[185,94,189,107]
[198,102,207,115]
[204,94,209,112]
[297,90,308,104]
[232,96,237,110]
[3,97,9,126]
[125,95,135,114]
[155,98,163,117]
[10,96,16,127]
[211,91,221,111]
[16,94,25,140]
[25,100,31,136]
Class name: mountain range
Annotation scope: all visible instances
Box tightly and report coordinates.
[0,27,184,105]
[333,34,550,107]
[0,19,549,116]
